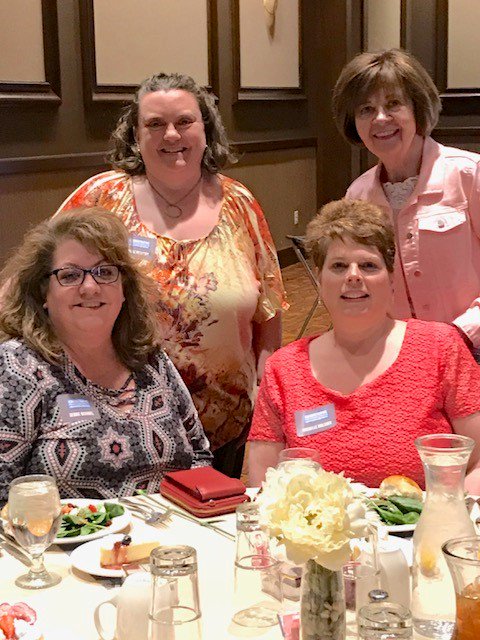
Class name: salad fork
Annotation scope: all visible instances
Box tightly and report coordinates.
[119,498,172,527]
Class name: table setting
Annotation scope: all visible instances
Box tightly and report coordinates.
[1,439,480,640]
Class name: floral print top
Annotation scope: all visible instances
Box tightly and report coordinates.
[0,340,212,503]
[56,172,288,449]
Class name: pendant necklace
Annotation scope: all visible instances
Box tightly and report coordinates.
[149,174,203,219]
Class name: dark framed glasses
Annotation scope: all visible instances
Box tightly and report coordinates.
[48,265,121,287]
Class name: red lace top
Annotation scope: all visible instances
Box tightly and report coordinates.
[249,320,480,487]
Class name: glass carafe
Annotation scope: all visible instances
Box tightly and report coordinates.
[443,535,480,640]
[411,434,475,639]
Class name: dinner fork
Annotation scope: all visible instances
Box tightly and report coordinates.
[139,494,235,540]
[119,498,172,527]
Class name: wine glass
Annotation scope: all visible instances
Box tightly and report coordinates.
[8,474,62,589]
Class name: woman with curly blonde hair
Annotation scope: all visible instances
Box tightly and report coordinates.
[0,208,212,502]
[55,71,287,478]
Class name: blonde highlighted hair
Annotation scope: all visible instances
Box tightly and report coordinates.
[0,207,161,369]
[305,199,395,272]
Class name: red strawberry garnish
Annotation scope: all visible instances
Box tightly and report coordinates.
[0,614,15,639]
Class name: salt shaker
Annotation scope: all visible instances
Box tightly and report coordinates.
[149,545,202,640]
[358,589,412,639]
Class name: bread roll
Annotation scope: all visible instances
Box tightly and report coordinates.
[379,475,423,500]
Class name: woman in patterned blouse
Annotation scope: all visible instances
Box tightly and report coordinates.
[0,208,212,502]
[55,72,288,477]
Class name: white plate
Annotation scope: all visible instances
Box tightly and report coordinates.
[54,499,131,545]
[360,487,419,535]
[70,534,128,578]
[70,533,161,578]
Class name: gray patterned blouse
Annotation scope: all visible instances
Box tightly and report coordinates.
[0,339,212,502]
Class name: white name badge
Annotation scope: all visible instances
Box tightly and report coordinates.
[295,404,336,437]
[128,235,157,260]
[57,394,100,424]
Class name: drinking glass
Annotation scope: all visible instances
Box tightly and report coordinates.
[8,474,62,589]
[343,561,379,616]
[358,600,413,639]
[277,447,322,468]
[235,502,270,562]
[232,554,282,627]
[149,545,202,640]
[442,535,480,640]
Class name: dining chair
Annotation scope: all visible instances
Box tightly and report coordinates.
[285,234,320,339]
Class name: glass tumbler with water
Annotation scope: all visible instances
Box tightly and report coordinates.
[8,474,62,589]
[277,447,322,468]
[411,434,475,639]
[149,545,202,640]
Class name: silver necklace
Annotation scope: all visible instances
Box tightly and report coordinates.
[149,174,203,218]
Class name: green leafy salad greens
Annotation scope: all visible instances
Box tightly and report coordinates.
[367,495,423,526]
[57,502,125,538]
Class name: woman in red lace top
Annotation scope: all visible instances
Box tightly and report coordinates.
[248,199,480,490]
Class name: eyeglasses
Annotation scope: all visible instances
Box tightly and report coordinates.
[48,265,121,287]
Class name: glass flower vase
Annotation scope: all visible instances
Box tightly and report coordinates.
[300,559,345,640]
[411,434,476,639]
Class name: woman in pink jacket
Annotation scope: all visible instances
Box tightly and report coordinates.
[332,48,480,357]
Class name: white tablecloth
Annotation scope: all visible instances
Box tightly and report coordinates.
[0,496,422,639]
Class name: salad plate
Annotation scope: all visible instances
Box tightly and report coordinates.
[359,487,420,535]
[54,499,131,545]
[360,488,480,535]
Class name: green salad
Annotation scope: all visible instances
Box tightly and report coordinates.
[367,495,423,526]
[57,501,125,538]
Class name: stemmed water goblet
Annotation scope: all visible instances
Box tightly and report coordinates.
[8,474,62,589]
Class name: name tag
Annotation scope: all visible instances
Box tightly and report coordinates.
[295,404,336,437]
[57,394,100,424]
[128,235,157,260]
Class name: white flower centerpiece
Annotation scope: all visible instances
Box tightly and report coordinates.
[257,462,368,640]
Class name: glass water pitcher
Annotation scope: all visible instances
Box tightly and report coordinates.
[411,434,475,639]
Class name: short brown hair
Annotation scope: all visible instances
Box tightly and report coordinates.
[0,208,161,369]
[107,72,237,175]
[332,48,441,145]
[305,199,395,272]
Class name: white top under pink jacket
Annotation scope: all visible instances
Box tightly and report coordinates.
[346,136,480,347]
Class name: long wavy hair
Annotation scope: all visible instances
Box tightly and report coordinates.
[0,208,161,370]
[107,72,237,175]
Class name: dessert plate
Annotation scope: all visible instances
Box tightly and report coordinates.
[54,499,131,545]
[70,533,159,578]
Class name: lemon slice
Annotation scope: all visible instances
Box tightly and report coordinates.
[419,545,437,577]
[27,517,53,537]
